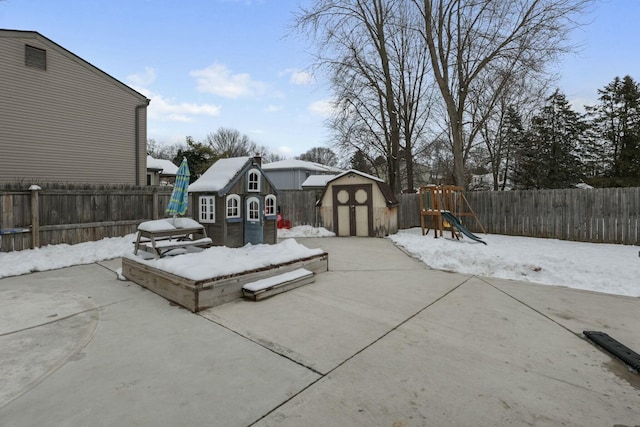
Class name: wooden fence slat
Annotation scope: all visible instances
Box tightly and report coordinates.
[2,185,639,252]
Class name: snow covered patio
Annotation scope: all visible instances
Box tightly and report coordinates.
[1,237,639,426]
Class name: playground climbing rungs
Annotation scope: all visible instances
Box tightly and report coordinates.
[583,330,640,372]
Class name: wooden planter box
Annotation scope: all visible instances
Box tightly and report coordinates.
[122,252,329,312]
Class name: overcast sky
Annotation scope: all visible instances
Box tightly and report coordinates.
[2,0,638,157]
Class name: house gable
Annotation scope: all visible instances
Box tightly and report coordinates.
[0,29,150,185]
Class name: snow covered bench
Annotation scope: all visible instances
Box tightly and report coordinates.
[242,268,314,301]
[134,218,212,259]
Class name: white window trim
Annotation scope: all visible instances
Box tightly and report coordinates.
[265,194,276,217]
[247,197,260,222]
[199,195,215,223]
[247,168,261,192]
[226,194,241,219]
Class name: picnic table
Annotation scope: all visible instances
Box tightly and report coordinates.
[134,218,212,259]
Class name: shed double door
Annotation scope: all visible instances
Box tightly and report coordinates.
[332,184,373,237]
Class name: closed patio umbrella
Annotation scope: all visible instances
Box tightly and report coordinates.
[166,157,190,217]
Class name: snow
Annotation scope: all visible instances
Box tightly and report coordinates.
[123,238,323,281]
[278,225,336,238]
[243,268,312,292]
[389,228,639,297]
[332,169,385,183]
[301,174,337,188]
[0,226,637,298]
[262,159,342,173]
[136,218,202,234]
[146,156,178,175]
[137,219,177,232]
[188,156,251,193]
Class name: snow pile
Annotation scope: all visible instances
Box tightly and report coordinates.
[278,225,336,238]
[1,226,638,299]
[123,238,324,281]
[0,234,136,278]
[389,228,639,297]
[188,156,250,192]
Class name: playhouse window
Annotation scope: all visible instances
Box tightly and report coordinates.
[247,169,260,192]
[199,196,215,223]
[265,195,276,217]
[226,194,240,219]
[247,198,260,221]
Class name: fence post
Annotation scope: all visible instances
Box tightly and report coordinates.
[152,187,159,220]
[29,185,41,249]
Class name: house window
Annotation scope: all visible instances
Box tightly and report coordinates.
[247,198,260,221]
[265,195,276,217]
[247,169,260,192]
[25,45,46,70]
[199,195,215,223]
[226,194,240,219]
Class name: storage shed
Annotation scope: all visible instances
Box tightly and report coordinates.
[317,170,399,237]
[188,156,278,247]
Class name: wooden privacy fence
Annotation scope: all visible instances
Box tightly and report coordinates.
[0,184,173,252]
[2,186,638,252]
[278,190,321,227]
[398,187,640,245]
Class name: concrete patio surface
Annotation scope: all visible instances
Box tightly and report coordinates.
[0,237,639,426]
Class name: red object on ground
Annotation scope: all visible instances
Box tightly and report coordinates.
[277,214,291,229]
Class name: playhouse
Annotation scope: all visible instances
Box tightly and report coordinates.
[317,170,398,237]
[188,156,278,247]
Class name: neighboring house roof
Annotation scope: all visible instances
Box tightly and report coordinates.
[262,159,343,173]
[301,174,338,188]
[188,156,278,196]
[319,169,399,207]
[575,182,594,189]
[0,29,149,102]
[147,156,179,176]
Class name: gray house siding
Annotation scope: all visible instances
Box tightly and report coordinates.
[0,30,149,185]
[264,169,329,190]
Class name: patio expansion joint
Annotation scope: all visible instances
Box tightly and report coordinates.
[476,276,586,341]
[244,275,475,426]
[0,299,127,337]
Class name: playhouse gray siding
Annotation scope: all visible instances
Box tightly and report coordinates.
[189,158,278,248]
[0,30,149,185]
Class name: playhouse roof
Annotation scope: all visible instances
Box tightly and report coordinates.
[188,157,252,194]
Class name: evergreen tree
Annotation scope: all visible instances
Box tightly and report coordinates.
[586,75,640,186]
[350,149,373,174]
[174,137,217,183]
[512,90,586,189]
[497,107,526,191]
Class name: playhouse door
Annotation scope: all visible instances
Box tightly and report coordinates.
[244,196,263,245]
[332,184,373,237]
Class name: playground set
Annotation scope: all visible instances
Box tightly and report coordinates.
[419,185,487,245]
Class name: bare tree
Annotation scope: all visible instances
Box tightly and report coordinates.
[412,0,593,187]
[205,127,258,158]
[298,146,339,166]
[295,0,432,193]
[147,138,181,160]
